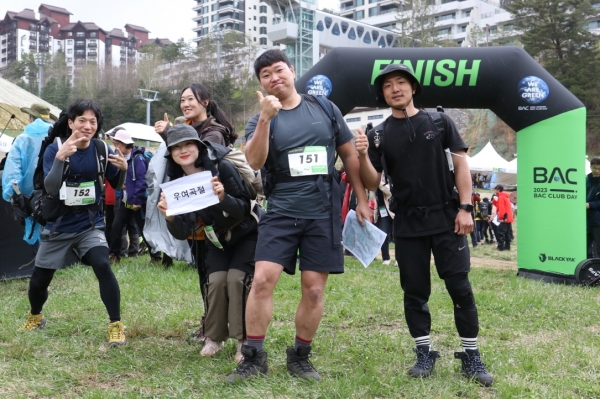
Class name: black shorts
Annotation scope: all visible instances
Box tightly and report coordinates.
[394,229,470,279]
[255,212,344,275]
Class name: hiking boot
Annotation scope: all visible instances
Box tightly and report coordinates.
[286,346,321,381]
[18,312,47,331]
[226,345,268,383]
[235,339,246,363]
[108,253,120,264]
[200,337,223,357]
[408,346,440,378]
[108,321,127,347]
[454,349,493,387]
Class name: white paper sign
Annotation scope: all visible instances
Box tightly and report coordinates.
[342,210,388,268]
[159,171,219,217]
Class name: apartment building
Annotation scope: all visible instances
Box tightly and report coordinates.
[192,0,281,48]
[0,3,173,80]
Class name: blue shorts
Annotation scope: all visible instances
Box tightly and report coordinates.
[254,212,344,275]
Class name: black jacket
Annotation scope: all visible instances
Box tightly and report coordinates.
[166,143,257,246]
[587,173,600,227]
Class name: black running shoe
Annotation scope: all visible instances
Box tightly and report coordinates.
[408,346,440,378]
[226,345,268,384]
[454,349,493,387]
[286,346,321,381]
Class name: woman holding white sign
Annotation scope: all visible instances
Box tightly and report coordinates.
[157,124,258,363]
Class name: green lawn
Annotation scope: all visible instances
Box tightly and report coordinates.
[1,254,598,398]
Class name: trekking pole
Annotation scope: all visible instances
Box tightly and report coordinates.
[0,114,16,139]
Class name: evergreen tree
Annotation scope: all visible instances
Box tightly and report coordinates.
[506,0,600,152]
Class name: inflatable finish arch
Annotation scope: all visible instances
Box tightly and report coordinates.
[296,47,585,283]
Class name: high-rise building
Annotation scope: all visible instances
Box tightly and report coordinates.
[339,0,515,47]
[192,0,281,48]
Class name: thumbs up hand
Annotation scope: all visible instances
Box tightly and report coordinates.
[154,113,170,134]
[257,91,282,121]
[355,128,369,156]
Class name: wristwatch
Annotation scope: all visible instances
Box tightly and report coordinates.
[459,204,474,212]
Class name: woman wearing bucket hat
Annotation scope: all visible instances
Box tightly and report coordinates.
[355,63,493,387]
[157,124,259,363]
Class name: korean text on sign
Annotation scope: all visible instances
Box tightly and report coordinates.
[159,171,219,217]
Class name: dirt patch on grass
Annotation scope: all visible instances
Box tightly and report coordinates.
[470,256,517,271]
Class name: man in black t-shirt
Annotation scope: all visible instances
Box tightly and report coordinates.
[227,49,371,383]
[355,64,493,387]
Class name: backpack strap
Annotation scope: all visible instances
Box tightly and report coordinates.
[93,139,108,193]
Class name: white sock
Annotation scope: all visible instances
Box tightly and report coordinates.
[461,337,477,352]
[414,335,431,349]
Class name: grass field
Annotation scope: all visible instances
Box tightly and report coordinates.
[1,245,599,399]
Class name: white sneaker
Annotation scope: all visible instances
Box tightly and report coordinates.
[382,259,391,266]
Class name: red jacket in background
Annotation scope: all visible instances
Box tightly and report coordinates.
[104,179,116,206]
[494,191,514,223]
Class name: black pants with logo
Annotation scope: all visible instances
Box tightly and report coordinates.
[395,230,479,339]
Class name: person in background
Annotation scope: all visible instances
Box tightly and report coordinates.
[2,104,54,253]
[376,173,395,265]
[107,128,159,264]
[586,157,600,258]
[470,191,481,248]
[477,197,492,244]
[492,184,513,251]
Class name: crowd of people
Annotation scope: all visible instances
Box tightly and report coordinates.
[2,50,502,387]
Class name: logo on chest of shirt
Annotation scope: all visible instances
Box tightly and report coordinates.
[424,130,436,140]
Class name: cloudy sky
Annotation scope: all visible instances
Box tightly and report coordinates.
[3,0,339,43]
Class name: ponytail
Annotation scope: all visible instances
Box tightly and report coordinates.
[206,100,238,145]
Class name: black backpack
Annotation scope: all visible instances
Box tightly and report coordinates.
[30,111,108,233]
[479,201,489,218]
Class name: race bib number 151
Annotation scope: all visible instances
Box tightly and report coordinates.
[288,146,328,176]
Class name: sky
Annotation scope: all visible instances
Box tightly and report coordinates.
[2,0,340,44]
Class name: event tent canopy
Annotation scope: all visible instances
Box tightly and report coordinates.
[105,123,163,143]
[467,141,510,172]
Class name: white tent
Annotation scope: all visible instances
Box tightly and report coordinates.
[506,158,517,173]
[105,123,163,143]
[467,141,510,172]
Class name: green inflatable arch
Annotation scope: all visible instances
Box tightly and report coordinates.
[296,47,586,284]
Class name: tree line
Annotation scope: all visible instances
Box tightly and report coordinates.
[2,32,262,136]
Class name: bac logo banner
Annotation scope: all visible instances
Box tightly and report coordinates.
[159,171,219,217]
